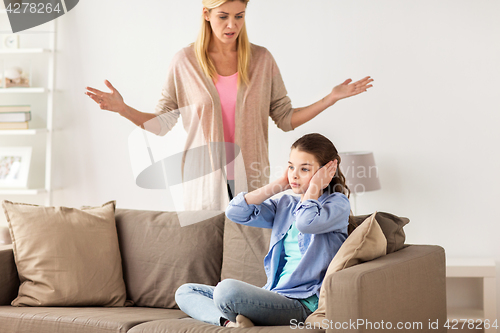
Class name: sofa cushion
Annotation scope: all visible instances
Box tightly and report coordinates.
[0,226,11,245]
[128,317,325,333]
[306,212,387,326]
[0,305,187,333]
[115,209,225,309]
[0,245,18,306]
[2,200,127,307]
[348,211,409,253]
[221,217,271,287]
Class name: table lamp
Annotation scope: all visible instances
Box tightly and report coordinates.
[339,151,381,215]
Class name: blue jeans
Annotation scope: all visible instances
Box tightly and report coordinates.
[175,279,312,326]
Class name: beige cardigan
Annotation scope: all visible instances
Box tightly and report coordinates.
[153,44,295,211]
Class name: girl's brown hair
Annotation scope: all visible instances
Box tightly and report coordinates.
[291,133,350,197]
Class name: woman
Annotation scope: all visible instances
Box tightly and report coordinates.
[85,0,373,210]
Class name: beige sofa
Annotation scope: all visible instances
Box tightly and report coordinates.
[0,208,447,332]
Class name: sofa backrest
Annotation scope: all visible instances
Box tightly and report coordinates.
[220,219,271,287]
[114,209,225,309]
[113,209,409,310]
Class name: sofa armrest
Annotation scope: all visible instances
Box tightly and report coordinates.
[324,245,447,333]
[0,245,19,305]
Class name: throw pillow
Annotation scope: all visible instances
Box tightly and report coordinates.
[348,211,409,253]
[114,209,225,309]
[2,200,127,307]
[305,212,387,326]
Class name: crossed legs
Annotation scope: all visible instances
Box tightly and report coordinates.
[175,279,310,326]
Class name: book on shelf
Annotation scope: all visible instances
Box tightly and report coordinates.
[0,122,29,130]
[0,112,31,122]
[0,105,31,112]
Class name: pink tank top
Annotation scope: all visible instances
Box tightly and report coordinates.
[214,72,238,180]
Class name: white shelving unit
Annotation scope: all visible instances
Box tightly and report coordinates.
[0,87,46,93]
[0,129,45,135]
[446,258,498,332]
[0,189,46,195]
[0,16,57,206]
[0,48,49,54]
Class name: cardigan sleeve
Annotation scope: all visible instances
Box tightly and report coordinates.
[153,52,182,136]
[268,51,295,132]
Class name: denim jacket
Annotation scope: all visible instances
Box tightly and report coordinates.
[225,191,350,299]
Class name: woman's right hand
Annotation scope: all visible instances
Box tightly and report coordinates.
[85,80,125,114]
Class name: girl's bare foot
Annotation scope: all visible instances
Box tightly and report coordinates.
[235,315,254,328]
[224,315,255,328]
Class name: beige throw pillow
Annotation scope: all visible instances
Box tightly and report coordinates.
[306,212,387,325]
[2,200,127,307]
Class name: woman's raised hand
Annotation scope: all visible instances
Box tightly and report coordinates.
[325,76,374,106]
[85,80,125,114]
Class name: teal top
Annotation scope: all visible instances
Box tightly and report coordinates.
[274,221,319,313]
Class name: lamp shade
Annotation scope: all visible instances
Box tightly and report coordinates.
[339,151,381,194]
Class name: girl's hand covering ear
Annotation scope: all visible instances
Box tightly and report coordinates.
[276,167,292,192]
[308,160,338,193]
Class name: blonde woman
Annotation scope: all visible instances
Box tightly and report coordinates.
[85,0,373,210]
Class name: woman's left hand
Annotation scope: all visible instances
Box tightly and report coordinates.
[325,76,374,106]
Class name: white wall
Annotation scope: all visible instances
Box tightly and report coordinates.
[2,0,500,320]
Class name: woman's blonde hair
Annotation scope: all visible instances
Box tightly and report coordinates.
[194,0,251,86]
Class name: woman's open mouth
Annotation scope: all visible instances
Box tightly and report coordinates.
[225,32,235,38]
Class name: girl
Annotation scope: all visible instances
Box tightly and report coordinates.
[175,133,350,327]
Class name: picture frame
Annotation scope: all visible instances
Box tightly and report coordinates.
[0,147,32,188]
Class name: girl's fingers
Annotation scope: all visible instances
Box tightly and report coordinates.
[329,168,336,178]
